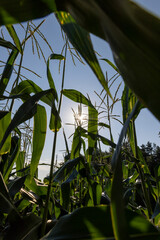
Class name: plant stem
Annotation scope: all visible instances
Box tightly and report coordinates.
[41,39,68,237]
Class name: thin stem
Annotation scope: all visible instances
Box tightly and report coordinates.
[9,23,29,112]
[41,39,68,237]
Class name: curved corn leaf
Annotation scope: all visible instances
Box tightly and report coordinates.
[62,89,94,108]
[47,53,65,102]
[0,0,56,26]
[110,101,141,240]
[42,205,160,240]
[0,37,15,50]
[79,127,116,148]
[111,101,141,170]
[11,80,61,131]
[0,49,18,95]
[0,0,160,120]
[30,104,47,179]
[0,89,55,151]
[6,24,23,54]
[49,101,61,132]
[11,80,52,106]
[54,156,82,182]
[101,58,120,73]
[57,12,112,98]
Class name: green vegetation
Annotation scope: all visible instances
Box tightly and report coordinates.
[0,1,160,239]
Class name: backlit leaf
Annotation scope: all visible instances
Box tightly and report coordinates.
[30,105,47,179]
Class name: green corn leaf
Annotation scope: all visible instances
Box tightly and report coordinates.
[0,111,11,155]
[110,101,141,240]
[56,1,160,120]
[111,101,141,170]
[11,80,52,106]
[62,89,94,108]
[54,156,82,182]
[0,37,16,50]
[101,58,120,73]
[78,127,116,148]
[25,176,47,197]
[47,53,65,102]
[88,106,98,163]
[0,0,56,26]
[0,49,18,95]
[89,182,102,206]
[42,205,160,240]
[49,101,61,132]
[6,24,23,54]
[30,104,47,179]
[3,136,20,182]
[57,12,112,99]
[0,89,55,152]
[16,151,25,177]
[70,126,82,159]
[121,85,144,157]
[63,89,98,162]
[11,80,61,132]
[98,122,110,129]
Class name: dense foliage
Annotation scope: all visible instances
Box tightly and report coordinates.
[0,1,160,240]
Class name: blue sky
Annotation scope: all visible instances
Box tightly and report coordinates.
[0,1,159,179]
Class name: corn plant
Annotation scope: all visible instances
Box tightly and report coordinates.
[0,1,160,240]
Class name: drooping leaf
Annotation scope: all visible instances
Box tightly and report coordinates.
[6,24,23,54]
[0,0,56,26]
[54,157,82,182]
[0,89,55,152]
[57,12,112,98]
[11,80,52,106]
[11,80,61,131]
[62,89,94,108]
[30,105,47,179]
[101,58,120,73]
[47,53,65,102]
[0,37,15,50]
[49,101,61,132]
[56,1,160,120]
